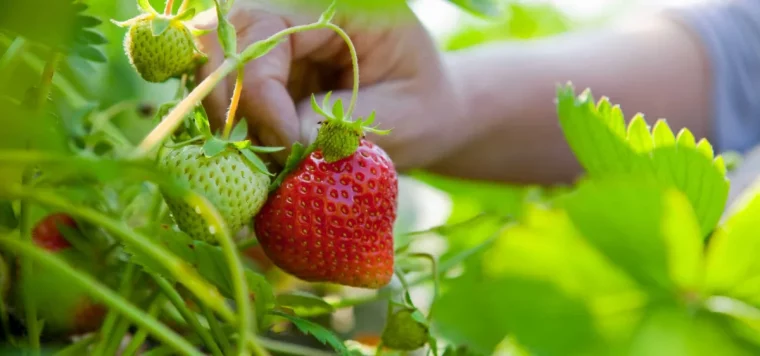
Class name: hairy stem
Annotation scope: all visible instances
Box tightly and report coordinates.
[29,51,62,110]
[164,0,175,15]
[222,66,244,140]
[0,237,202,356]
[2,185,237,323]
[325,23,359,117]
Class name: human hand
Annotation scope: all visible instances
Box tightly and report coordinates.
[192,1,469,171]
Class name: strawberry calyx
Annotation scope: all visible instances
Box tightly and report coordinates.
[311,92,390,163]
[163,110,284,177]
[111,1,207,60]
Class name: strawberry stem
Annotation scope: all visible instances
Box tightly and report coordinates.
[222,66,245,140]
[325,23,359,117]
[163,0,175,15]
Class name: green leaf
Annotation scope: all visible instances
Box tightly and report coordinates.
[650,146,729,237]
[652,120,676,147]
[194,241,234,296]
[269,310,348,354]
[194,108,213,138]
[239,149,273,176]
[319,0,338,23]
[560,177,703,292]
[626,114,653,153]
[229,119,248,142]
[240,37,286,62]
[126,227,196,278]
[434,205,641,355]
[556,83,729,237]
[276,291,335,317]
[72,44,107,63]
[331,98,345,119]
[0,200,17,231]
[269,142,310,192]
[246,270,276,328]
[150,17,172,36]
[138,0,157,14]
[625,306,758,356]
[201,137,228,157]
[77,29,108,45]
[74,14,103,28]
[704,186,760,305]
[213,0,237,57]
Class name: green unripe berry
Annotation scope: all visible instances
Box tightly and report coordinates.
[124,16,199,83]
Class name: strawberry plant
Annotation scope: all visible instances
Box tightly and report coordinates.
[3,1,760,356]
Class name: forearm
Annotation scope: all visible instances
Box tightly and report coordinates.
[426,15,711,184]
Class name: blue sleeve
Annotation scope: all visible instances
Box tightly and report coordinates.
[667,0,760,154]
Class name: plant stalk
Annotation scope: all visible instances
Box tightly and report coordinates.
[153,275,224,356]
[164,0,175,15]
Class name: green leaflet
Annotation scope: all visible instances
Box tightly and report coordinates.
[704,181,760,305]
[556,83,729,237]
[276,291,335,317]
[560,178,704,293]
[269,310,348,355]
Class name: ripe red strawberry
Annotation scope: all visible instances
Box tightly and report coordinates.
[31,213,75,252]
[254,94,398,289]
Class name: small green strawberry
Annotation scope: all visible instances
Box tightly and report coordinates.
[381,307,430,351]
[113,2,206,83]
[158,144,270,243]
[158,113,283,244]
